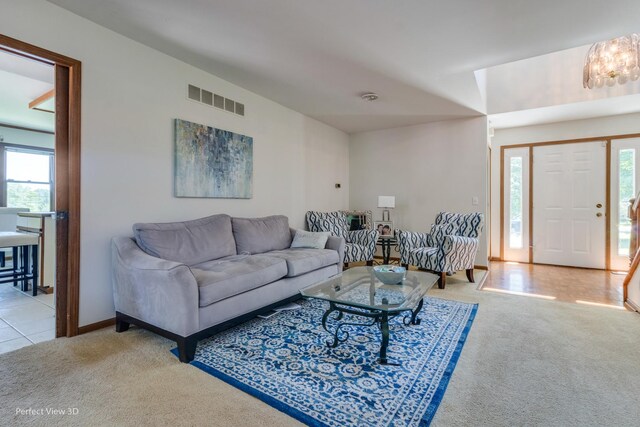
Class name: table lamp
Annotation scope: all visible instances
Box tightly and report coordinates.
[377,196,395,221]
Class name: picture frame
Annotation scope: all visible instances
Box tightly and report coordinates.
[174,119,253,199]
[343,210,373,231]
[374,221,394,238]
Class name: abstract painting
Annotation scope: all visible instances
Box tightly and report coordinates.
[174,119,253,198]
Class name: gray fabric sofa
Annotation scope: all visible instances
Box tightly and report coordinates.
[111,214,344,362]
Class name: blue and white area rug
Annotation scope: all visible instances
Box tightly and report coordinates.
[172,297,477,426]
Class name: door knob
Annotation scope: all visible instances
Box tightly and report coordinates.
[596,203,602,208]
[596,212,603,217]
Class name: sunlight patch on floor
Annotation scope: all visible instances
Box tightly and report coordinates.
[575,300,626,310]
[482,287,557,300]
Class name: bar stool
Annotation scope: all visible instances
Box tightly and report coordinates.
[0,231,39,296]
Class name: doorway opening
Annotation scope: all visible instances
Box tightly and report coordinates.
[0,34,81,352]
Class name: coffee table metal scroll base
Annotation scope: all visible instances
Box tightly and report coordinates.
[321,298,425,365]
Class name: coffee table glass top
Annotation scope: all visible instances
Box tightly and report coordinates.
[300,267,438,313]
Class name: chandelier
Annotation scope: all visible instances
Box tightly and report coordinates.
[583,33,640,89]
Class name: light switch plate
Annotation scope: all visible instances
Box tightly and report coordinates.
[472,196,479,206]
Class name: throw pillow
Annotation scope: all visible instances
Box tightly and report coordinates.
[429,222,459,247]
[290,230,331,249]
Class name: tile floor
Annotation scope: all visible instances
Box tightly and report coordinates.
[0,281,55,355]
[481,261,625,307]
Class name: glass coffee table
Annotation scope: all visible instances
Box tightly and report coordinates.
[300,267,438,364]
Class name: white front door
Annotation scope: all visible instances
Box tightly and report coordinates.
[532,141,606,269]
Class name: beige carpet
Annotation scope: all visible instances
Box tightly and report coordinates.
[1,270,639,426]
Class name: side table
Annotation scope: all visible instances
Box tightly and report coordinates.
[377,236,397,264]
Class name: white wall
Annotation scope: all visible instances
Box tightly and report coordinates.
[489,112,640,258]
[0,125,54,149]
[1,0,349,326]
[349,117,489,266]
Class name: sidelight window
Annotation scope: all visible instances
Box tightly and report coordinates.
[618,149,635,256]
[509,157,523,249]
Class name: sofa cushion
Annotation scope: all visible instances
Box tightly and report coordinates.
[133,214,236,266]
[232,215,292,254]
[192,255,287,307]
[290,230,331,249]
[262,248,339,277]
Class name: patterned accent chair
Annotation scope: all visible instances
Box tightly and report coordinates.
[397,212,484,289]
[306,211,379,267]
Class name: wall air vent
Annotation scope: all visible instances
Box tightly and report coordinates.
[201,90,213,106]
[187,84,245,116]
[188,84,200,101]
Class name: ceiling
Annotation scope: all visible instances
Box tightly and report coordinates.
[485,43,640,128]
[0,50,54,132]
[47,0,640,133]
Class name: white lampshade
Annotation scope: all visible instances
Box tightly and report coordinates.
[377,196,395,209]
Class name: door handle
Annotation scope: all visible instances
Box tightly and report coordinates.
[596,203,602,208]
[596,212,603,217]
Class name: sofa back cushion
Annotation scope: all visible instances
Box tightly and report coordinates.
[133,214,236,266]
[232,215,292,254]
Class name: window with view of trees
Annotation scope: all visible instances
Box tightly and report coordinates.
[618,149,635,256]
[4,148,53,212]
[509,156,523,249]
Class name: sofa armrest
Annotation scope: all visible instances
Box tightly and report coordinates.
[325,235,345,271]
[441,235,479,271]
[111,237,199,337]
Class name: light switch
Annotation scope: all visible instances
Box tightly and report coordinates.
[472,196,479,206]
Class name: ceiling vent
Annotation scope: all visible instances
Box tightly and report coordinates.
[187,84,245,116]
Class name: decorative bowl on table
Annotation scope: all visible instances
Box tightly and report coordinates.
[373,265,406,285]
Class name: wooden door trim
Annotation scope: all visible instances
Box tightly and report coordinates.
[488,145,492,261]
[499,146,505,260]
[499,137,616,269]
[0,34,78,66]
[0,34,81,337]
[605,140,612,270]
[499,133,640,150]
[500,146,531,263]
[528,146,533,263]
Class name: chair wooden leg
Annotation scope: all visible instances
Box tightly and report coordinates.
[366,260,373,266]
[401,263,409,270]
[343,262,349,270]
[466,268,475,283]
[438,272,446,289]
